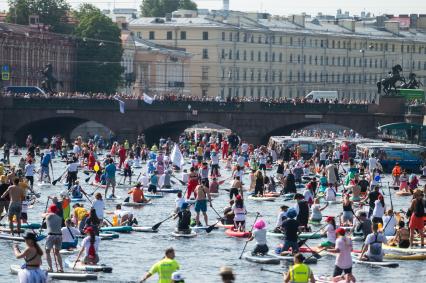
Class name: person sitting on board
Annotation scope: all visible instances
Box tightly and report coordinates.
[358,222,387,262]
[388,220,410,248]
[127,183,148,203]
[353,211,372,240]
[222,200,235,225]
[110,204,136,226]
[71,180,86,199]
[174,202,191,234]
[75,226,100,266]
[318,216,337,249]
[61,218,80,250]
[325,183,337,202]
[273,205,289,233]
[309,198,328,223]
[247,219,269,256]
[209,177,219,194]
[162,170,172,189]
[174,191,185,213]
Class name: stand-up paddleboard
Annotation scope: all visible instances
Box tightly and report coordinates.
[171,230,197,238]
[122,201,152,207]
[225,229,251,238]
[145,194,164,199]
[352,255,399,268]
[10,264,98,281]
[65,258,113,273]
[268,253,317,264]
[243,252,280,264]
[100,226,132,233]
[248,195,276,202]
[157,188,182,193]
[383,245,426,254]
[0,233,46,242]
[131,226,158,233]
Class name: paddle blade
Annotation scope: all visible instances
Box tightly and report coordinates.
[124,197,130,203]
[51,178,60,186]
[205,224,217,233]
[311,252,322,259]
[151,222,162,231]
[85,177,91,183]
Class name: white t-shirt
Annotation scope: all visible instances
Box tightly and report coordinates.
[325,187,337,201]
[365,232,387,259]
[326,224,336,243]
[61,226,81,242]
[253,228,267,245]
[276,211,287,227]
[175,197,185,209]
[382,215,396,236]
[67,162,79,172]
[237,156,245,167]
[72,145,81,154]
[320,152,327,161]
[303,189,313,203]
[335,236,353,269]
[232,205,247,221]
[25,164,35,177]
[81,236,100,257]
[114,209,130,218]
[368,158,377,170]
[21,200,29,213]
[92,200,105,219]
[372,200,385,218]
[241,143,248,153]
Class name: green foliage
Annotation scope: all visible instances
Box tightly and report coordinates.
[6,0,72,33]
[140,0,197,17]
[74,5,123,93]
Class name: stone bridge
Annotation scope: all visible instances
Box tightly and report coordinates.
[0,96,423,145]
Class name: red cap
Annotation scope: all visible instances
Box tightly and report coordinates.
[84,227,94,234]
[335,227,346,236]
[236,194,242,200]
[48,204,58,214]
[326,216,334,222]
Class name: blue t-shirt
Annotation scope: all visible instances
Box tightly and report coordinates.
[150,175,158,186]
[105,163,116,179]
[41,153,51,167]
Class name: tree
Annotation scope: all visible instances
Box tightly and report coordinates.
[6,0,72,33]
[140,0,197,17]
[74,5,123,93]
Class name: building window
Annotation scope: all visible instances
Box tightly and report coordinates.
[250,35,254,43]
[250,51,254,61]
[229,33,233,41]
[222,32,225,41]
[243,33,247,42]
[257,70,261,81]
[258,35,262,43]
[279,53,282,62]
[202,31,208,40]
[202,89,208,97]
[202,48,208,59]
[265,70,268,81]
[309,56,312,65]
[290,54,293,63]
[243,88,246,97]
[272,71,275,81]
[279,37,283,45]
[290,37,293,46]
[149,31,155,40]
[320,56,323,65]
[258,51,261,61]
[272,52,275,62]
[202,66,208,80]
[236,32,240,42]
[137,32,141,38]
[221,49,225,59]
[243,50,247,61]
[265,52,268,62]
[332,57,335,66]
[279,71,283,82]
[228,50,232,60]
[250,70,254,81]
[180,31,186,40]
[166,31,172,40]
[297,55,301,64]
[243,69,247,81]
[314,56,318,65]
[289,71,292,81]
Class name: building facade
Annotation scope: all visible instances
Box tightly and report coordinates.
[0,22,75,91]
[129,11,426,101]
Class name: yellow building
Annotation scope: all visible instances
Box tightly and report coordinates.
[129,11,426,101]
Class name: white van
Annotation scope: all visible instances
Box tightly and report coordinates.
[304,91,338,101]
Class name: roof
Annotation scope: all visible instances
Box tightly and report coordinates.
[134,37,192,57]
[0,22,71,40]
[129,11,426,42]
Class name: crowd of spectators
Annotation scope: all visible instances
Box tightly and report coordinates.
[2,90,425,106]
[290,129,361,139]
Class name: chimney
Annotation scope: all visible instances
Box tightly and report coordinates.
[223,0,229,11]
[384,21,400,34]
[409,14,418,28]
[338,19,355,32]
[290,14,305,27]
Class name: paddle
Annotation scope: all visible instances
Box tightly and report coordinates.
[38,198,50,235]
[205,220,221,233]
[218,175,233,185]
[387,182,394,210]
[171,174,186,185]
[238,212,260,259]
[151,214,175,231]
[85,173,95,183]
[210,204,225,221]
[303,247,327,262]
[260,267,282,275]
[52,170,67,186]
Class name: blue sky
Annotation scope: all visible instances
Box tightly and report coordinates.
[1,0,425,16]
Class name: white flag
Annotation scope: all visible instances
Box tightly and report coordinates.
[113,96,125,113]
[143,93,154,104]
[171,144,184,168]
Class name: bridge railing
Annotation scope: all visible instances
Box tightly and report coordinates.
[6,97,369,113]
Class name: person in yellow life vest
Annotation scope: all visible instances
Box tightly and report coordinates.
[72,203,88,232]
[284,253,315,283]
[392,163,402,187]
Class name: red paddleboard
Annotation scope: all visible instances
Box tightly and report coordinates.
[225,229,251,238]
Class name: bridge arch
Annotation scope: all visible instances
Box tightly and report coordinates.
[14,116,114,145]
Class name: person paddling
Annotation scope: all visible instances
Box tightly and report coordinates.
[359,222,387,262]
[174,202,191,234]
[44,204,63,272]
[247,219,268,256]
[13,232,47,283]
[75,226,100,266]
[328,228,356,283]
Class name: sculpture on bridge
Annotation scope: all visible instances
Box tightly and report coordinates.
[376,64,406,95]
[40,63,63,93]
[401,73,423,89]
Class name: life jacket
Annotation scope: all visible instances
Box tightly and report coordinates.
[88,239,96,259]
[289,263,310,283]
[392,166,401,177]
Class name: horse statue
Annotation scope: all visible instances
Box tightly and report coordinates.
[376,64,406,95]
[40,63,63,93]
[401,73,423,89]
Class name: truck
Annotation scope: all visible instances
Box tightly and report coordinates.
[304,91,338,101]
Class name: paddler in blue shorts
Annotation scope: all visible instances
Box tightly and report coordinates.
[194,183,212,226]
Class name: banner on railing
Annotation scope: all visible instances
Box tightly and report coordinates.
[143,93,154,105]
[113,96,125,114]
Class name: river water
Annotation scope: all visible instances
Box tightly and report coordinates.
[0,151,425,283]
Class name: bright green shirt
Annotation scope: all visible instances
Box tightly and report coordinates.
[149,258,180,283]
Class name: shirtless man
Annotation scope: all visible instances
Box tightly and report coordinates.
[1,178,25,235]
[194,183,212,226]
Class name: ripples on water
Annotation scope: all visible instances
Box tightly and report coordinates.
[0,153,425,282]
